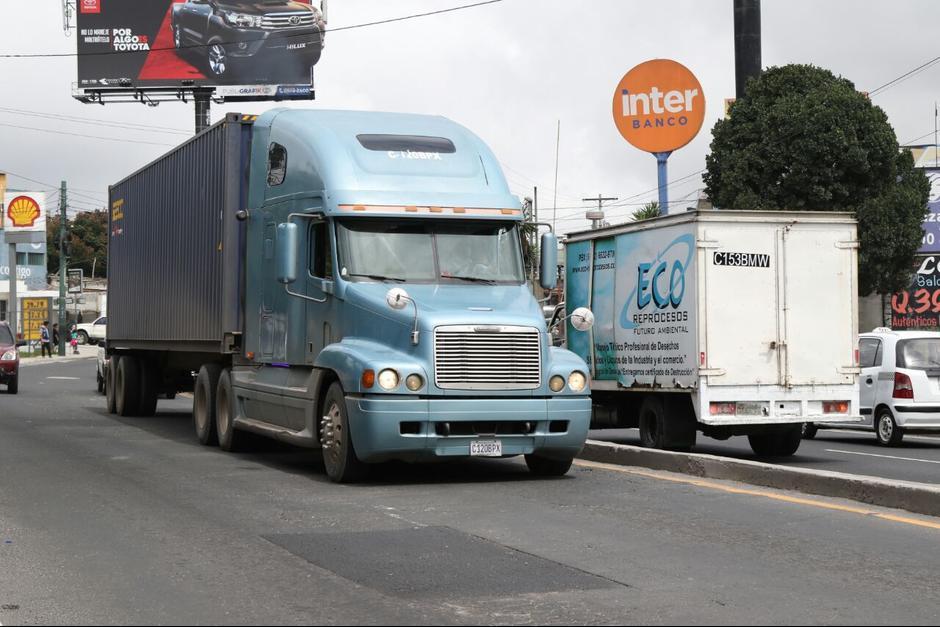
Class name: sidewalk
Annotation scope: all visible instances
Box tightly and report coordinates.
[19,344,97,367]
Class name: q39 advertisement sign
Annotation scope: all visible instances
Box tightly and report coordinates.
[76,0,326,99]
[567,222,696,387]
[891,256,940,329]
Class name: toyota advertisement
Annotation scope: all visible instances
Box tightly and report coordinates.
[76,0,326,100]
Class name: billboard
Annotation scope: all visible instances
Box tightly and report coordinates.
[76,0,325,100]
[2,191,46,233]
[918,200,940,254]
[891,255,940,329]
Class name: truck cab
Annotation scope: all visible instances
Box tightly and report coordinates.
[221,110,592,481]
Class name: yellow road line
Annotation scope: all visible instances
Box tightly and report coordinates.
[574,459,940,531]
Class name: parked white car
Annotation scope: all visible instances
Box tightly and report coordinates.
[76,316,107,345]
[805,328,940,445]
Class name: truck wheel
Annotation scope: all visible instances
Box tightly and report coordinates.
[193,364,221,446]
[216,369,242,452]
[801,423,818,439]
[320,382,369,483]
[748,426,802,457]
[138,359,160,418]
[97,369,104,394]
[106,357,118,414]
[6,374,18,395]
[116,355,141,417]
[876,409,904,446]
[206,40,231,78]
[525,454,574,477]
[638,397,666,449]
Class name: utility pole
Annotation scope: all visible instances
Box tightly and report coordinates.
[734,0,762,99]
[58,181,67,356]
[583,194,618,230]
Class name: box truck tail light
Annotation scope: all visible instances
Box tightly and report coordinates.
[822,401,849,414]
[700,352,706,367]
[854,348,860,366]
[709,402,736,416]
[893,372,914,400]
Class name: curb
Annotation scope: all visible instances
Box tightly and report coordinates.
[579,439,940,518]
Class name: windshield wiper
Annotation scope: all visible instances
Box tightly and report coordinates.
[346,272,406,283]
[444,274,497,284]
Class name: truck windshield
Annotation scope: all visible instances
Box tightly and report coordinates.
[897,338,940,369]
[336,220,525,284]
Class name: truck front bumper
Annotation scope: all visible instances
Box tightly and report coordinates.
[346,395,592,463]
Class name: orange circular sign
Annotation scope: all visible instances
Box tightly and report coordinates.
[612,59,706,153]
[7,195,41,228]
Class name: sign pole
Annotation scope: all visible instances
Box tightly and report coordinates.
[7,241,15,339]
[194,89,212,134]
[655,152,672,216]
[58,181,67,356]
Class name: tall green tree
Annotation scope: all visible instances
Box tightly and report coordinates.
[704,64,929,295]
[47,210,108,278]
[632,201,661,221]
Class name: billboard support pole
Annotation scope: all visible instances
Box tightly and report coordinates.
[655,151,671,216]
[194,89,212,134]
[58,181,67,356]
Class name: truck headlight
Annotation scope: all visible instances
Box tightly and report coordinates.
[549,375,566,392]
[378,369,399,390]
[405,374,424,391]
[223,13,262,28]
[1,350,16,361]
[568,371,587,392]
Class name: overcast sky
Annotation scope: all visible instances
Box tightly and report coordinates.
[1,0,939,232]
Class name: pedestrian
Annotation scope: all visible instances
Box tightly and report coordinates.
[52,323,60,356]
[69,323,80,355]
[40,321,52,358]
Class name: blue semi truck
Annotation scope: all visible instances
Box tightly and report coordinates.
[104,109,593,482]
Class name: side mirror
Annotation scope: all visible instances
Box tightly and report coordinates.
[386,287,411,310]
[276,222,299,284]
[539,232,558,290]
[570,307,595,332]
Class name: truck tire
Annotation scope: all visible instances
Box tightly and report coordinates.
[638,397,666,449]
[116,355,141,417]
[193,364,221,446]
[6,374,17,395]
[876,409,904,446]
[525,454,574,477]
[106,356,118,414]
[320,382,369,483]
[138,359,160,418]
[801,423,818,439]
[216,369,242,452]
[748,426,802,457]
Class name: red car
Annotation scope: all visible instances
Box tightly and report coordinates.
[0,321,24,394]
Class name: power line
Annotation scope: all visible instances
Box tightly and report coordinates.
[0,121,176,147]
[0,0,506,59]
[869,55,940,98]
[0,106,191,136]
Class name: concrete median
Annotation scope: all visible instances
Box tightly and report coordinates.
[579,439,940,518]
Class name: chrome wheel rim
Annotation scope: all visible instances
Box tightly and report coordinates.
[879,415,893,441]
[321,401,343,469]
[218,383,230,438]
[209,45,226,76]
[195,383,208,434]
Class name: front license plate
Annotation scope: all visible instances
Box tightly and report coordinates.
[470,440,503,457]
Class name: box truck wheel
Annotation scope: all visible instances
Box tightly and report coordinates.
[193,364,221,446]
[138,359,160,418]
[748,426,802,457]
[525,454,574,477]
[116,355,141,417]
[216,369,242,452]
[106,357,118,414]
[801,423,818,439]
[639,397,666,449]
[320,382,369,483]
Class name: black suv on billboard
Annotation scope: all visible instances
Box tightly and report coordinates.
[172,0,325,82]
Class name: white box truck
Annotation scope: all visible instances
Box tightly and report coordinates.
[563,210,862,456]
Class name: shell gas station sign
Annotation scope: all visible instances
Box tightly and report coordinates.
[612,59,706,213]
[1,191,46,233]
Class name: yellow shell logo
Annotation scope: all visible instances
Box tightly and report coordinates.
[7,195,41,228]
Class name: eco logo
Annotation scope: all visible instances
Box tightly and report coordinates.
[6,196,41,228]
[620,234,694,330]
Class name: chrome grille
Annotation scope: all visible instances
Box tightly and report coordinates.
[261,12,316,29]
[434,325,541,390]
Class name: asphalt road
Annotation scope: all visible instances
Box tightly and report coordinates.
[2,358,940,625]
[590,427,940,485]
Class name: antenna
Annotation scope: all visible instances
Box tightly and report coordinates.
[62,0,75,36]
